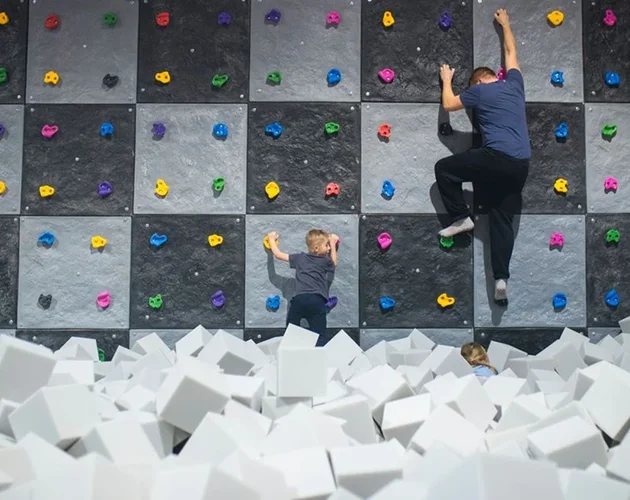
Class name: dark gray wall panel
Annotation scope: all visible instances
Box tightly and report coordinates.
[0,0,28,104]
[360,328,473,351]
[0,105,24,214]
[475,328,586,356]
[588,327,620,344]
[130,215,245,330]
[21,105,135,216]
[0,217,19,328]
[16,330,129,361]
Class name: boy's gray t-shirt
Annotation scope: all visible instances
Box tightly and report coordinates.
[289,252,335,299]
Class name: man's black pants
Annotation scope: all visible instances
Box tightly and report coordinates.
[286,293,328,346]
[435,147,529,280]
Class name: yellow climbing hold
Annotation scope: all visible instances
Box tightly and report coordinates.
[155,71,171,84]
[44,71,60,85]
[0,181,6,195]
[39,185,55,198]
[265,181,280,200]
[263,234,278,250]
[554,178,568,194]
[155,178,169,197]
[437,293,456,308]
[382,11,395,27]
[547,10,564,26]
[208,234,224,247]
[91,236,107,249]
[0,12,10,25]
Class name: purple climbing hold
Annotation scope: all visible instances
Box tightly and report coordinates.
[97,181,113,198]
[265,9,281,23]
[217,12,232,25]
[439,11,452,30]
[152,122,166,137]
[326,296,338,312]
[212,290,225,308]
[0,124,5,137]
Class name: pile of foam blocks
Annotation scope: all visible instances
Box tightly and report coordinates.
[1,322,630,500]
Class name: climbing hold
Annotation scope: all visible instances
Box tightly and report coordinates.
[152,122,166,137]
[212,177,225,193]
[37,231,55,247]
[605,72,620,87]
[325,182,340,197]
[38,294,53,310]
[604,177,618,192]
[439,11,452,30]
[0,124,5,137]
[379,296,396,311]
[265,9,281,23]
[377,232,392,250]
[91,236,107,249]
[326,296,338,312]
[265,122,283,138]
[97,181,113,198]
[156,12,170,27]
[41,124,59,139]
[266,295,281,311]
[327,68,342,86]
[265,181,280,200]
[100,122,114,137]
[439,123,453,136]
[148,294,163,309]
[155,179,169,197]
[324,122,340,135]
[378,123,392,138]
[217,12,232,26]
[0,12,9,25]
[102,74,119,88]
[45,14,60,30]
[381,180,395,199]
[605,229,620,244]
[150,233,168,248]
[103,13,117,25]
[550,71,564,86]
[0,181,5,195]
[213,123,228,138]
[554,178,568,194]
[601,124,618,138]
[437,293,455,308]
[549,232,564,248]
[555,122,568,140]
[547,10,564,26]
[96,291,111,309]
[497,67,506,81]
[326,11,341,25]
[44,71,60,85]
[440,235,454,248]
[605,289,620,308]
[382,11,395,28]
[266,71,282,84]
[263,234,278,249]
[98,348,105,362]
[603,9,616,27]
[211,290,225,308]
[378,68,396,83]
[552,292,567,310]
[211,74,229,88]
[208,234,224,247]
[155,71,171,84]
[39,185,55,198]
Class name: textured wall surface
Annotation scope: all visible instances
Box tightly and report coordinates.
[0,0,28,104]
[360,328,473,350]
[16,330,129,361]
[0,105,24,214]
[134,104,247,214]
[130,329,244,350]
[0,217,19,327]
[474,327,586,355]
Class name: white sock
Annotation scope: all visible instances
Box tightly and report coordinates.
[438,217,475,238]
[495,279,507,301]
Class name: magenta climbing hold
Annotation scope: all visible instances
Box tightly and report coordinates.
[378,68,395,83]
[604,176,618,192]
[549,232,564,248]
[96,291,111,309]
[41,124,59,139]
[603,9,616,27]
[497,67,506,81]
[377,232,392,250]
[326,11,340,25]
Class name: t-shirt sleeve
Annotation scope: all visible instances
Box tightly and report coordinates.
[506,68,524,90]
[459,85,482,109]
[289,253,302,269]
[326,258,335,274]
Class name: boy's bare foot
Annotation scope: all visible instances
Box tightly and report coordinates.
[494,279,508,306]
[438,217,475,238]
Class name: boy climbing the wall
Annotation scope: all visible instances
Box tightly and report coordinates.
[434,8,530,306]
[267,229,339,345]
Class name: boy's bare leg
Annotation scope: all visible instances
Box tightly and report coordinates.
[438,217,475,238]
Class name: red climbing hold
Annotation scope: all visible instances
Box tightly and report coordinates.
[156,12,170,27]
[378,123,392,138]
[325,182,340,196]
[45,14,60,30]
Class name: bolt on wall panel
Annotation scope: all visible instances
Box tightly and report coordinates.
[0,105,24,214]
[26,0,138,104]
[0,0,28,104]
[15,330,129,361]
[0,217,19,328]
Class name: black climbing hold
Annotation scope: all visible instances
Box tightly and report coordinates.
[103,74,119,88]
[439,123,453,136]
[38,294,52,310]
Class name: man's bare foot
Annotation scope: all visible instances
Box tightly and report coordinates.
[439,217,475,238]
[494,279,508,306]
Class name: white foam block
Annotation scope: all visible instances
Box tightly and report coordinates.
[606,431,630,482]
[368,479,429,500]
[224,375,264,411]
[396,365,434,394]
[420,345,472,377]
[257,337,283,356]
[315,394,377,445]
[223,399,272,436]
[381,393,432,447]
[0,399,18,438]
[408,329,436,351]
[175,326,213,358]
[111,346,142,366]
[279,324,318,349]
[437,374,498,431]
[0,446,35,488]
[131,332,173,358]
[482,375,530,419]
[387,349,431,368]
[261,396,312,420]
[197,330,257,375]
[403,440,462,487]
[277,347,327,398]
[562,468,630,500]
[364,341,393,367]
[598,335,624,360]
[58,337,99,362]
[560,328,590,348]
[115,385,156,413]
[487,340,527,372]
[107,410,174,459]
[494,393,550,432]
[313,380,349,407]
[324,330,362,369]
[581,342,615,365]
[328,487,362,500]
[505,357,555,378]
[49,360,95,386]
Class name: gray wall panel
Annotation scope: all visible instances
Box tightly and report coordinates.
[0,105,23,214]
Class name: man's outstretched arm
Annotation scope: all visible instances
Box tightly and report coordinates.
[440,64,464,112]
[495,8,520,72]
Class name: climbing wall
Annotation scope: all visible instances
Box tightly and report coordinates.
[0,0,629,357]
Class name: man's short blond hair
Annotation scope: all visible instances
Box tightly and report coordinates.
[306,229,329,252]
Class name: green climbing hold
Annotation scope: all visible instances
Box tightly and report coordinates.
[601,124,618,137]
[325,122,340,135]
[0,67,8,84]
[606,229,620,243]
[98,348,105,362]
[267,71,282,84]
[212,74,229,88]
[103,13,117,25]
[440,235,454,248]
[148,293,163,309]
[213,177,226,192]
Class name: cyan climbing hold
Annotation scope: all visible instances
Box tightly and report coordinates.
[37,231,55,247]
[606,229,620,243]
[326,296,338,312]
[0,12,9,25]
[0,181,6,195]
[549,232,564,248]
[265,181,280,200]
[601,124,617,138]
[440,235,454,248]
[155,71,171,84]
[379,296,396,311]
[39,185,55,198]
[326,11,341,25]
[212,74,229,88]
[96,291,111,309]
[148,294,163,309]
[265,121,283,138]
[266,295,281,311]
[603,9,616,27]
[265,9,281,23]
[605,289,620,308]
[604,176,618,192]
[213,123,228,138]
[38,294,52,310]
[547,10,564,26]
[152,122,166,137]
[381,180,395,199]
[213,177,225,192]
[554,178,568,194]
[327,68,342,86]
[100,122,114,137]
[378,123,392,138]
[325,182,340,197]
[103,74,119,88]
[41,124,59,139]
[217,12,232,26]
[267,71,282,84]
[97,181,113,198]
[605,72,620,87]
[208,234,223,247]
[103,13,117,25]
[212,290,225,308]
[91,235,107,249]
[555,122,568,140]
[439,11,452,30]
[552,292,567,310]
[377,232,392,250]
[150,233,168,248]
[437,293,455,308]
[0,68,7,85]
[44,71,60,85]
[550,71,564,86]
[378,68,396,83]
[155,179,169,197]
[325,122,340,135]
[439,123,453,136]
[382,11,395,28]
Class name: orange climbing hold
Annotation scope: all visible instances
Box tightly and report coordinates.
[39,185,55,198]
[382,11,395,27]
[0,12,10,25]
[378,123,392,138]
[547,10,564,26]
[437,293,455,308]
[44,71,60,85]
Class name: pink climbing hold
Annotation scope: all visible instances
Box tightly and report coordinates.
[96,291,111,309]
[549,232,564,248]
[497,67,506,81]
[377,232,392,250]
[326,11,340,25]
[378,68,395,83]
[604,176,618,192]
[41,124,59,139]
[603,9,616,27]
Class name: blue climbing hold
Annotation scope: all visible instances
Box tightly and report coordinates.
[605,289,619,307]
[605,71,621,87]
[100,122,114,137]
[381,180,395,199]
[555,122,568,139]
[439,11,452,30]
[326,296,338,312]
[0,123,5,137]
[552,292,567,309]
[379,296,396,311]
[150,233,168,248]
[265,121,283,138]
[327,68,342,86]
[550,71,564,85]
[266,295,281,311]
[37,231,55,247]
[213,123,228,138]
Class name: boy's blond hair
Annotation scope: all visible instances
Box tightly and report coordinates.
[306,229,329,252]
[460,342,498,374]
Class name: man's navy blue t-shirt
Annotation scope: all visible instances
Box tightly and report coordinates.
[460,69,531,160]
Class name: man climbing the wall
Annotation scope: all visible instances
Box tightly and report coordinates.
[434,8,530,306]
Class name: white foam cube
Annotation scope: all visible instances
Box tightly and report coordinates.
[494,392,550,432]
[562,469,630,500]
[545,342,586,381]
[50,360,94,386]
[115,385,156,412]
[482,375,530,419]
[364,341,393,366]
[277,347,327,398]
[381,393,432,447]
[328,488,362,500]
[387,349,431,368]
[403,441,461,486]
[196,330,256,375]
[257,337,283,356]
[438,374,498,431]
[598,335,624,360]
[131,332,172,357]
[408,329,436,350]
[0,399,18,438]
[487,340,527,372]
[619,316,630,334]
[560,328,590,348]
[223,399,272,436]
[324,330,362,369]
[175,325,213,357]
[315,394,377,445]
[111,346,142,366]
[368,479,429,499]
[606,432,630,482]
[57,337,99,361]
[262,396,312,420]
[582,342,615,365]
[396,365,434,393]
[107,411,174,459]
[420,345,472,377]
[279,324,318,349]
[0,446,35,487]
[505,357,555,378]
[313,380,349,406]
[345,353,373,381]
[223,375,264,411]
